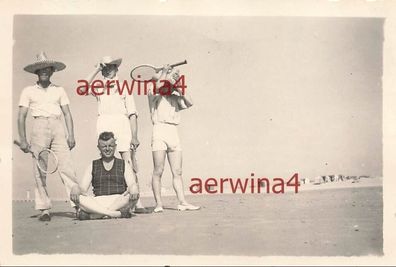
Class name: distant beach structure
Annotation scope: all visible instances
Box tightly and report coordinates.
[310,174,371,185]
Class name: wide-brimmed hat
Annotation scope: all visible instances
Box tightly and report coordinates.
[24,51,66,74]
[100,56,122,67]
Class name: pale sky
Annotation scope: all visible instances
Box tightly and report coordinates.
[12,16,383,199]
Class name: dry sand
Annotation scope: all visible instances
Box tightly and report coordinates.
[12,178,382,256]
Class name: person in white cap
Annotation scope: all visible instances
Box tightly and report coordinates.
[17,52,81,221]
[84,56,148,214]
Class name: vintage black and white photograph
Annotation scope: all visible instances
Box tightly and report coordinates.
[2,1,396,266]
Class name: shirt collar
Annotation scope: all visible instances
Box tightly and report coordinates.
[35,82,53,89]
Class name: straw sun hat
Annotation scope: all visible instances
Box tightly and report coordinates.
[24,51,66,74]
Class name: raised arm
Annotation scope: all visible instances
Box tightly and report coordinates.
[172,71,193,109]
[86,63,103,85]
[176,87,193,109]
[154,64,173,94]
[84,63,104,98]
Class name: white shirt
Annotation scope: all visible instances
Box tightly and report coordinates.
[18,83,70,117]
[147,84,186,125]
[97,77,138,117]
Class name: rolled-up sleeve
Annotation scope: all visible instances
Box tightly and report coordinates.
[59,87,70,106]
[18,87,30,107]
[125,94,138,118]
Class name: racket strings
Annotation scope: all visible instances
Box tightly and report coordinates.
[131,66,158,81]
[37,150,58,174]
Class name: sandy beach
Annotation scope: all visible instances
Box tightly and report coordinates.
[12,177,382,256]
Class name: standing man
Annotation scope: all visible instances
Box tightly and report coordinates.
[17,52,81,221]
[84,56,148,213]
[148,66,200,212]
[76,132,140,220]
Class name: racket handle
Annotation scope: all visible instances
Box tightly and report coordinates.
[170,60,187,68]
[14,139,32,153]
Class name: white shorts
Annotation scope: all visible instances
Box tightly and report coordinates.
[97,114,132,152]
[152,123,182,152]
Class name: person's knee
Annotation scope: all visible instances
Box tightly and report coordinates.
[78,195,87,203]
[172,168,183,178]
[153,166,164,177]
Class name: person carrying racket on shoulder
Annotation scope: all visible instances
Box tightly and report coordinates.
[84,56,149,214]
[147,64,200,212]
[17,52,81,222]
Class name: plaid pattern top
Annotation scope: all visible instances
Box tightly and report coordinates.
[92,158,127,196]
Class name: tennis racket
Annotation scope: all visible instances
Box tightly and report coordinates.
[130,60,187,81]
[14,140,59,174]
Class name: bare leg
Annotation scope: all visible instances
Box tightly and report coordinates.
[120,151,145,209]
[152,150,166,209]
[168,151,199,211]
[167,150,187,204]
